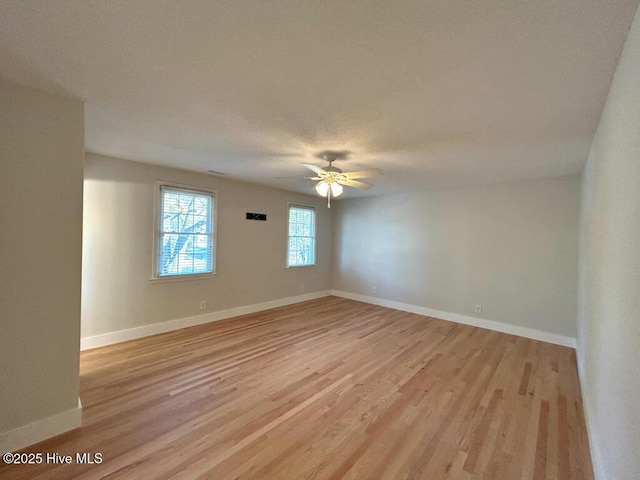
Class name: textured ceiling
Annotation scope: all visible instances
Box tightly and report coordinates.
[1,0,638,198]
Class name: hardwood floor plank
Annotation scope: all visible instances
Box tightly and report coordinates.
[0,297,593,479]
[533,400,550,480]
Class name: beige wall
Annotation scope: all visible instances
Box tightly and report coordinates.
[81,154,332,338]
[577,5,640,479]
[0,80,84,432]
[332,176,580,337]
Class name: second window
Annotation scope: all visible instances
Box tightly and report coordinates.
[287,204,316,267]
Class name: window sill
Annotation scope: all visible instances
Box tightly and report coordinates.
[284,264,316,269]
[150,273,217,284]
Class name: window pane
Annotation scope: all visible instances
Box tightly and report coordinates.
[158,187,215,277]
[287,206,316,267]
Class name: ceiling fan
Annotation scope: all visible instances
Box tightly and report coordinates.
[284,152,382,207]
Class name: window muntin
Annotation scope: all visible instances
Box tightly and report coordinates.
[156,186,215,277]
[287,205,316,267]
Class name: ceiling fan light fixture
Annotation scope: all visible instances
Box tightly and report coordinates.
[330,182,343,197]
[315,179,343,208]
[315,181,330,196]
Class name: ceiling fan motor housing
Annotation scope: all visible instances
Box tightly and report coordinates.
[322,165,342,174]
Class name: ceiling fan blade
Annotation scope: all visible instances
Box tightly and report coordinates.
[301,163,325,175]
[342,169,382,179]
[338,179,372,189]
[275,176,322,180]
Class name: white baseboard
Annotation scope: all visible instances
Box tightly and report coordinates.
[81,290,332,350]
[0,399,82,454]
[575,346,603,480]
[330,290,577,348]
[82,289,576,350]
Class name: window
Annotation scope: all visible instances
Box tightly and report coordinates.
[287,204,316,267]
[155,185,215,278]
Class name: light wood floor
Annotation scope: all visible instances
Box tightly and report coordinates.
[0,297,593,479]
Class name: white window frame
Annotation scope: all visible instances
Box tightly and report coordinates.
[151,181,217,282]
[286,203,317,268]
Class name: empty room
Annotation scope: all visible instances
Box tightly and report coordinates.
[1,1,639,479]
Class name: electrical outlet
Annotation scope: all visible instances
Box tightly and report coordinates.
[200,300,207,310]
[300,283,305,292]
[475,305,482,313]
[372,286,377,294]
